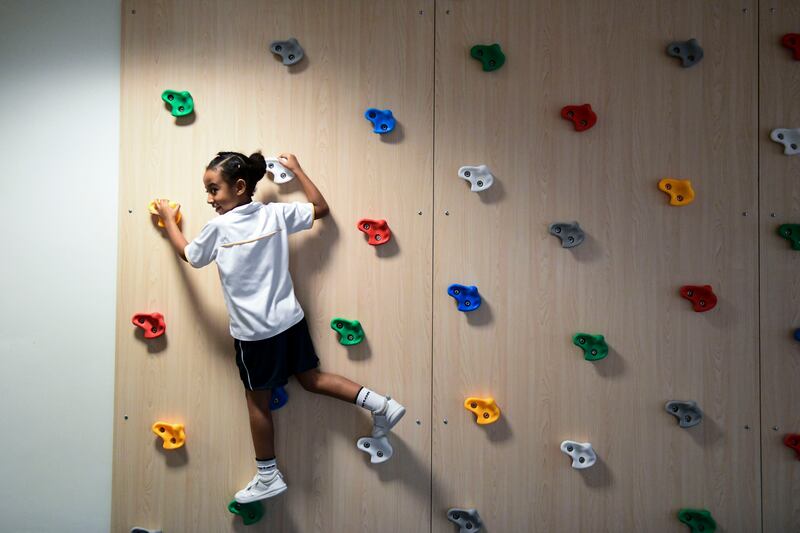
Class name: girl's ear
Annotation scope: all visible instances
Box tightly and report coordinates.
[235,178,248,196]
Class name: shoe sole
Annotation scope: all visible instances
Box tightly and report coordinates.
[234,483,288,504]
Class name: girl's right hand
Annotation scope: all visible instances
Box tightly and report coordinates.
[278,152,302,174]
[155,199,180,222]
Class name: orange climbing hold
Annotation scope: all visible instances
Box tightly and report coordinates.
[131,312,166,339]
[148,199,182,227]
[658,178,695,206]
[152,421,186,449]
[464,397,500,425]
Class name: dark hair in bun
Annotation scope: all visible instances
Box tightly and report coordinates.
[206,151,267,196]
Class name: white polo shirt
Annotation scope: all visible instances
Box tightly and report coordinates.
[184,201,315,341]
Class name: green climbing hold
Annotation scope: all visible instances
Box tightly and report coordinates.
[330,318,365,346]
[470,43,505,71]
[777,224,800,250]
[677,508,716,533]
[161,90,194,117]
[572,333,608,361]
[228,499,264,526]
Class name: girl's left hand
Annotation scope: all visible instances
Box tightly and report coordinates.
[278,152,302,174]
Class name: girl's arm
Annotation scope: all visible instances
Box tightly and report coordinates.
[279,153,329,219]
[155,200,189,262]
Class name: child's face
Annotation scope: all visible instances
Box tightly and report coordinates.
[203,168,247,215]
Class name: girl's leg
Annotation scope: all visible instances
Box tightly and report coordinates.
[244,388,276,459]
[294,368,361,402]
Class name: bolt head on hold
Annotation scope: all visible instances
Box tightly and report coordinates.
[356,218,391,246]
[329,317,365,346]
[770,128,800,156]
[464,396,500,425]
[560,104,597,132]
[658,178,695,206]
[270,37,304,65]
[679,285,717,312]
[572,333,608,361]
[270,386,289,411]
[364,108,396,134]
[447,284,482,312]
[161,90,194,117]
[458,164,495,192]
[131,312,166,339]
[560,440,597,469]
[666,39,704,68]
[549,222,585,248]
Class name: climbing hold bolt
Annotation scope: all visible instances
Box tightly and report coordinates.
[677,508,716,533]
[151,421,185,450]
[770,128,800,156]
[265,157,295,183]
[560,104,597,132]
[665,400,703,428]
[447,284,482,312]
[161,90,194,117]
[464,396,500,425]
[470,43,505,71]
[227,499,264,526]
[658,178,695,206]
[458,165,495,192]
[364,108,396,134]
[679,285,717,312]
[148,199,181,228]
[572,333,608,362]
[560,440,597,469]
[781,34,800,60]
[549,222,585,248]
[667,39,704,67]
[357,435,394,464]
[131,312,166,339]
[330,318,365,346]
[447,508,484,533]
[269,38,304,65]
[270,386,288,411]
[356,218,391,246]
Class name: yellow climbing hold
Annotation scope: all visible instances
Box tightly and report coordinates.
[464,396,500,425]
[151,421,186,449]
[658,178,695,206]
[148,199,182,227]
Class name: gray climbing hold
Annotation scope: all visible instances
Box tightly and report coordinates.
[665,400,703,428]
[130,529,162,533]
[265,157,295,184]
[667,39,704,67]
[770,128,800,156]
[560,440,597,469]
[356,435,393,464]
[458,165,494,192]
[270,38,304,65]
[549,222,585,248]
[447,508,483,533]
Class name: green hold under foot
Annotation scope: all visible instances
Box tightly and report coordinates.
[572,333,608,361]
[470,43,505,71]
[678,508,716,533]
[777,224,800,250]
[330,318,365,346]
[228,499,264,526]
[161,89,194,117]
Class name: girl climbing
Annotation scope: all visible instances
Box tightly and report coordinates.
[155,151,405,503]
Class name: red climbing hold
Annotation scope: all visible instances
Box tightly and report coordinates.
[784,434,800,460]
[781,34,800,60]
[132,312,166,338]
[560,104,597,132]
[679,285,717,313]
[357,218,391,246]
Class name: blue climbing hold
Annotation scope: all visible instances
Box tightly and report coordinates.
[364,108,396,134]
[270,386,288,410]
[447,284,482,312]
[794,328,800,342]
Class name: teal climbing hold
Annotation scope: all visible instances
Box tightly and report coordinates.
[227,499,264,525]
[470,43,505,71]
[572,333,608,361]
[777,224,800,250]
[330,318,365,346]
[677,508,716,533]
[161,90,194,117]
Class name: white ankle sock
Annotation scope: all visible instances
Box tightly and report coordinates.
[355,387,387,413]
[256,458,276,479]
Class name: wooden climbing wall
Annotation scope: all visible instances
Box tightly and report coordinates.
[760,1,800,531]
[113,0,433,531]
[432,1,760,532]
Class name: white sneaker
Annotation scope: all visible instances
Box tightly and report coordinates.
[372,398,406,438]
[234,470,287,504]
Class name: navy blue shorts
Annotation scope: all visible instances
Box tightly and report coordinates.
[233,318,320,391]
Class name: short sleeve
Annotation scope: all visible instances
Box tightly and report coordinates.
[276,202,314,234]
[184,222,221,268]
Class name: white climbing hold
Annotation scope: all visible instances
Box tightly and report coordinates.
[266,157,295,183]
[357,435,393,464]
[458,165,494,192]
[770,128,800,155]
[560,440,597,469]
